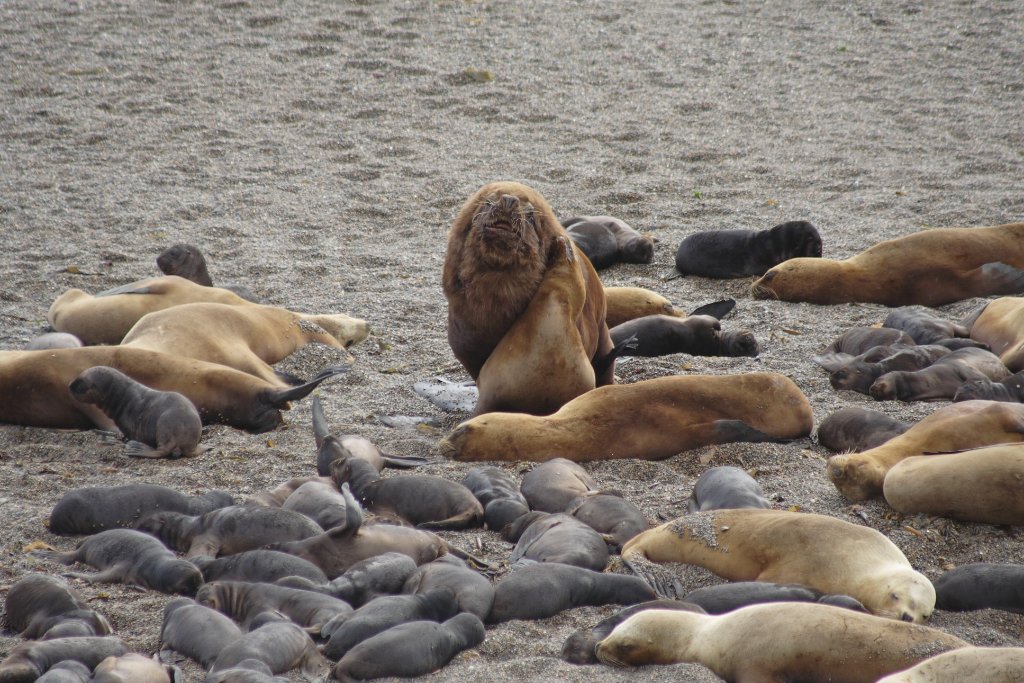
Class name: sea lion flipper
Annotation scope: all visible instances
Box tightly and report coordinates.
[311,395,329,447]
[268,364,351,408]
[969,263,1024,296]
[593,333,639,375]
[380,454,429,469]
[710,419,794,445]
[812,352,855,372]
[690,299,736,320]
[125,440,164,458]
[94,282,157,297]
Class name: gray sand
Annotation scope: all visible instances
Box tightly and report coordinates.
[1,1,1022,680]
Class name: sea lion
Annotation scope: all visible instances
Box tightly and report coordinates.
[321,588,460,660]
[561,600,705,664]
[68,366,203,458]
[686,466,771,512]
[506,512,610,571]
[159,597,243,669]
[604,286,683,328]
[442,181,613,385]
[319,552,419,607]
[681,582,868,615]
[826,326,916,355]
[203,660,278,683]
[820,345,953,394]
[121,301,366,384]
[883,307,971,345]
[816,406,911,453]
[827,400,1024,501]
[3,574,111,640]
[933,563,1024,614]
[401,555,495,620]
[207,613,329,679]
[156,243,260,301]
[621,508,936,622]
[519,457,597,513]
[594,603,967,680]
[26,332,83,350]
[332,613,486,683]
[964,296,1024,371]
[884,444,1024,525]
[311,396,427,473]
[0,637,128,683]
[876,647,1024,683]
[47,275,250,345]
[245,475,332,508]
[675,220,822,278]
[868,347,1010,401]
[89,654,176,683]
[280,480,354,530]
[196,580,353,633]
[953,369,1024,402]
[32,529,203,595]
[751,222,1024,306]
[609,314,759,358]
[49,483,233,536]
[487,562,656,623]
[566,493,649,548]
[331,456,483,529]
[461,466,530,531]
[193,549,328,585]
[563,215,654,269]
[136,505,322,558]
[0,346,348,433]
[34,661,92,683]
[472,235,602,416]
[440,372,813,462]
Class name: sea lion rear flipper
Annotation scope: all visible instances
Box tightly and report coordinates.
[811,352,855,372]
[274,369,306,386]
[689,299,736,320]
[94,282,158,297]
[380,453,429,469]
[267,365,351,408]
[125,440,165,459]
[968,263,1024,296]
[593,333,639,374]
[710,419,794,445]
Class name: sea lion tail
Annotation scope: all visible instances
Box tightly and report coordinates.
[268,365,351,407]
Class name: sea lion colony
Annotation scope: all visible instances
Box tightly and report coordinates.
[3,190,1024,681]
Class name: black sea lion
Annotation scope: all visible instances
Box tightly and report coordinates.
[816,406,911,452]
[609,314,759,358]
[686,466,770,512]
[868,347,1010,401]
[933,563,1024,614]
[207,613,329,679]
[0,637,128,683]
[461,466,530,531]
[681,582,868,614]
[156,243,261,301]
[519,457,597,513]
[594,604,967,680]
[68,366,203,458]
[566,493,649,548]
[441,373,814,462]
[561,600,705,664]
[402,556,495,620]
[49,483,233,536]
[506,512,610,571]
[883,307,971,344]
[319,552,419,607]
[3,574,111,640]
[159,597,243,669]
[32,529,203,595]
[487,562,657,623]
[563,215,654,269]
[752,222,1024,306]
[675,220,822,278]
[280,480,354,530]
[193,549,328,585]
[876,647,1024,683]
[34,661,91,682]
[196,580,353,633]
[332,613,486,683]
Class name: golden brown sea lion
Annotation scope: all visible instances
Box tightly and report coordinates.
[965,296,1024,371]
[827,400,1024,501]
[604,286,683,328]
[621,508,936,622]
[439,372,813,462]
[876,647,1024,683]
[751,222,1024,306]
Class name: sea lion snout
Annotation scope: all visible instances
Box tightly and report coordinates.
[500,193,519,212]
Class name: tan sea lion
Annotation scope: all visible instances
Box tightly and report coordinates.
[604,286,683,328]
[751,222,1024,306]
[883,444,1024,525]
[827,400,1024,501]
[965,296,1024,371]
[876,647,1024,683]
[621,508,936,622]
[89,654,176,683]
[26,332,83,350]
[440,372,813,462]
[595,604,967,680]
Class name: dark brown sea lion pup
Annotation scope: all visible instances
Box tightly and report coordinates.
[868,347,1010,401]
[26,332,82,350]
[3,574,111,640]
[594,604,967,680]
[0,346,348,433]
[883,307,971,344]
[49,483,233,536]
[317,552,419,607]
[487,562,656,623]
[877,647,1024,683]
[196,580,353,633]
[827,400,1024,501]
[621,509,935,622]
[566,493,649,548]
[461,466,530,531]
[519,457,597,512]
[159,598,243,669]
[32,529,203,595]
[609,314,759,358]
[604,286,684,328]
[68,366,203,458]
[0,637,128,683]
[826,326,915,355]
[686,466,770,512]
[563,215,655,269]
[681,582,868,615]
[440,372,813,462]
[207,612,329,679]
[311,396,427,474]
[402,555,496,620]
[816,406,911,452]
[193,549,328,585]
[933,563,1024,614]
[281,480,354,530]
[965,296,1024,370]
[883,444,1024,525]
[156,243,261,301]
[505,512,610,571]
[561,600,705,664]
[954,368,1024,402]
[34,660,92,682]
[332,613,486,683]
[820,344,952,394]
[89,653,177,683]
[675,220,822,278]
[752,222,1024,306]
[47,275,251,345]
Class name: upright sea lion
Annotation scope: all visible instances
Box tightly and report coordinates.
[826,326,915,355]
[121,301,366,384]
[442,181,613,384]
[47,275,250,345]
[68,366,203,458]
[883,307,971,345]
[519,458,597,512]
[594,604,967,680]
[884,444,1024,525]
[752,222,1024,306]
[0,637,128,683]
[827,400,1024,501]
[26,332,82,350]
[402,556,495,620]
[820,345,952,394]
[156,243,261,301]
[487,562,656,623]
[32,529,203,595]
[3,574,111,640]
[561,600,705,664]
[965,296,1024,371]
[440,373,813,462]
[461,466,530,531]
[609,314,759,358]
[604,286,683,328]
[196,580,353,633]
[49,483,233,536]
[207,613,329,679]
[89,654,176,683]
[193,549,328,585]
[332,613,486,683]
[876,647,1024,683]
[933,563,1024,614]
[159,597,243,669]
[681,582,867,615]
[953,368,1024,402]
[621,508,935,622]
[675,220,822,278]
[0,346,348,433]
[506,512,610,571]
[563,215,654,269]
[868,347,1010,401]
[816,406,911,453]
[566,493,649,548]
[686,466,770,512]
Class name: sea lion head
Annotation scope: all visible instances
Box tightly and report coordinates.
[595,609,695,666]
[952,379,1006,402]
[827,453,885,501]
[871,571,936,623]
[868,373,904,401]
[158,558,205,596]
[157,243,213,286]
[830,364,876,393]
[751,258,840,302]
[769,220,823,259]
[68,366,124,405]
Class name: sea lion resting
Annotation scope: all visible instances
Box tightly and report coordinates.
[933,563,1024,614]
[519,457,597,512]
[440,372,813,462]
[751,222,1024,306]
[964,296,1024,371]
[156,242,261,301]
[675,220,822,278]
[954,368,1024,402]
[3,574,111,640]
[876,647,1024,683]
[883,307,971,345]
[563,215,654,269]
[0,637,129,683]
[603,286,683,328]
[868,347,1010,401]
[816,406,911,453]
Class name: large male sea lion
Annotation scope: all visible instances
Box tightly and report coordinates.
[965,296,1024,371]
[752,222,1024,306]
[440,372,813,462]
[675,220,822,278]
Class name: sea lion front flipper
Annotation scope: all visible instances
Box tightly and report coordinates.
[379,453,429,469]
[709,419,795,445]
[958,301,991,331]
[689,298,736,320]
[63,566,128,584]
[125,440,165,459]
[967,262,1024,296]
[593,333,639,374]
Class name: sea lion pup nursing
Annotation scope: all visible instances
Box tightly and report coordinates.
[594,604,967,681]
[964,296,1024,371]
[621,508,936,623]
[675,220,822,278]
[752,222,1024,306]
[440,372,812,462]
[876,647,1024,683]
